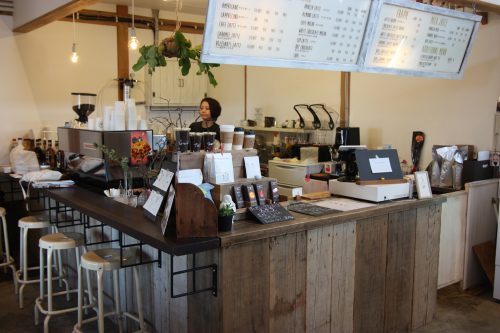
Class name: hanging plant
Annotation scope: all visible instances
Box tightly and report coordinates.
[132,30,220,87]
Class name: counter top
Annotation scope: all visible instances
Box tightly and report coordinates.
[45,187,220,256]
[220,195,447,247]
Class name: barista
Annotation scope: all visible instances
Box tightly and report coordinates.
[189,97,221,141]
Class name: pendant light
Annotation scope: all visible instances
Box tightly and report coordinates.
[71,13,79,63]
[128,0,139,50]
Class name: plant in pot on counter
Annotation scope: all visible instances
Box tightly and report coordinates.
[132,30,220,87]
[218,195,236,232]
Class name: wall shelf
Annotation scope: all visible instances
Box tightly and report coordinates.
[242,126,311,134]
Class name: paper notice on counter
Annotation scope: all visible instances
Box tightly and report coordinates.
[143,190,164,217]
[244,156,261,179]
[369,157,392,174]
[177,169,203,186]
[314,198,375,211]
[153,169,174,193]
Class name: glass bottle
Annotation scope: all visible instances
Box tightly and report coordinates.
[9,138,17,151]
[55,141,65,171]
[45,140,56,170]
[34,139,45,164]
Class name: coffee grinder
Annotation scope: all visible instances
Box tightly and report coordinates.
[332,127,361,181]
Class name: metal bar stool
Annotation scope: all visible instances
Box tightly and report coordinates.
[35,232,92,333]
[17,215,67,308]
[74,248,145,333]
[0,207,18,293]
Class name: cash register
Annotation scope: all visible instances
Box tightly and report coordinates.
[329,149,411,202]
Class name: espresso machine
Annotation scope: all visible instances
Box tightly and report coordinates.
[332,127,361,181]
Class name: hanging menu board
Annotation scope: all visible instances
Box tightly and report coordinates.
[201,0,373,71]
[362,0,481,78]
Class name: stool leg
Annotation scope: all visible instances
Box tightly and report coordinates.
[133,266,145,332]
[39,247,44,301]
[2,216,18,293]
[77,252,83,328]
[97,270,105,333]
[44,248,53,333]
[112,270,123,333]
[19,227,29,308]
[0,218,4,273]
[83,247,93,315]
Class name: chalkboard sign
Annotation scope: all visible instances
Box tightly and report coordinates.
[362,0,480,79]
[201,0,372,72]
[288,202,341,216]
[248,203,295,224]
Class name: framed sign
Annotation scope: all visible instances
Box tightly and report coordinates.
[201,0,373,72]
[414,171,432,199]
[361,0,481,79]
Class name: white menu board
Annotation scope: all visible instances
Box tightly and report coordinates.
[362,0,480,78]
[201,0,373,71]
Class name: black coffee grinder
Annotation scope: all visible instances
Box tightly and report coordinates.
[332,127,360,181]
[71,92,96,124]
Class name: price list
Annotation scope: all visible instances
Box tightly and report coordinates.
[365,3,475,74]
[204,0,372,65]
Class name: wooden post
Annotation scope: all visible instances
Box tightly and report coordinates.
[116,5,129,101]
[340,72,351,127]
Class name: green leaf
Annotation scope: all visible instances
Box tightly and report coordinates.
[158,55,167,67]
[207,71,217,87]
[132,57,147,72]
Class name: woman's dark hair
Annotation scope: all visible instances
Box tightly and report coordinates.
[201,97,221,121]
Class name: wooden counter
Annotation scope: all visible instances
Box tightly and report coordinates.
[45,187,220,256]
[46,186,445,333]
[188,196,445,333]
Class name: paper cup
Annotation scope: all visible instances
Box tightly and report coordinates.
[87,118,95,130]
[243,131,256,149]
[232,127,244,150]
[220,124,235,151]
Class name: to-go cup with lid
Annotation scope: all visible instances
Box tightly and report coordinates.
[219,125,235,151]
[243,130,255,149]
[232,127,245,150]
[174,127,190,152]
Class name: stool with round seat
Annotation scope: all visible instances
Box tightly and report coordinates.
[74,248,145,333]
[0,207,18,293]
[17,214,67,308]
[35,232,91,333]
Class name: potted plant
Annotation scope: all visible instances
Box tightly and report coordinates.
[132,30,220,87]
[218,202,235,232]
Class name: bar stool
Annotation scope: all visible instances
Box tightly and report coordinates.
[17,214,67,308]
[0,207,18,293]
[35,232,91,333]
[74,248,145,333]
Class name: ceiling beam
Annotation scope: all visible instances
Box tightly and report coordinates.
[440,0,500,14]
[13,0,99,33]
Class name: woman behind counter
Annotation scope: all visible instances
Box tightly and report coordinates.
[189,97,221,141]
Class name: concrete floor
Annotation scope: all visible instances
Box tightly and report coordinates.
[0,269,499,332]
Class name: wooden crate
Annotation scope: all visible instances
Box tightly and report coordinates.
[177,149,258,180]
[211,176,277,211]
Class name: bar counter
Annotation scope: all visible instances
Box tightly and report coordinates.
[46,185,445,333]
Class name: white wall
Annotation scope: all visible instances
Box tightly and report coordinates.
[0,16,42,164]
[1,7,499,169]
[351,13,500,169]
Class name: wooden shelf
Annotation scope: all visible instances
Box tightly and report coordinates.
[242,126,311,133]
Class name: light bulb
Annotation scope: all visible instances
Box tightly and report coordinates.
[129,36,139,50]
[71,43,79,63]
[129,28,139,50]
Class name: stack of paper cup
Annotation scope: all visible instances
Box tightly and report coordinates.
[114,101,126,131]
[95,117,103,130]
[103,106,113,130]
[232,127,245,150]
[87,118,95,130]
[127,99,137,130]
[220,125,235,151]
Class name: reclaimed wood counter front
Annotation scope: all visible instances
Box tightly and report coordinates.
[45,186,444,333]
[189,196,445,333]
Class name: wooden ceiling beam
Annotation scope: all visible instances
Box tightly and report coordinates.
[13,0,99,33]
[58,9,205,35]
[438,0,500,14]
